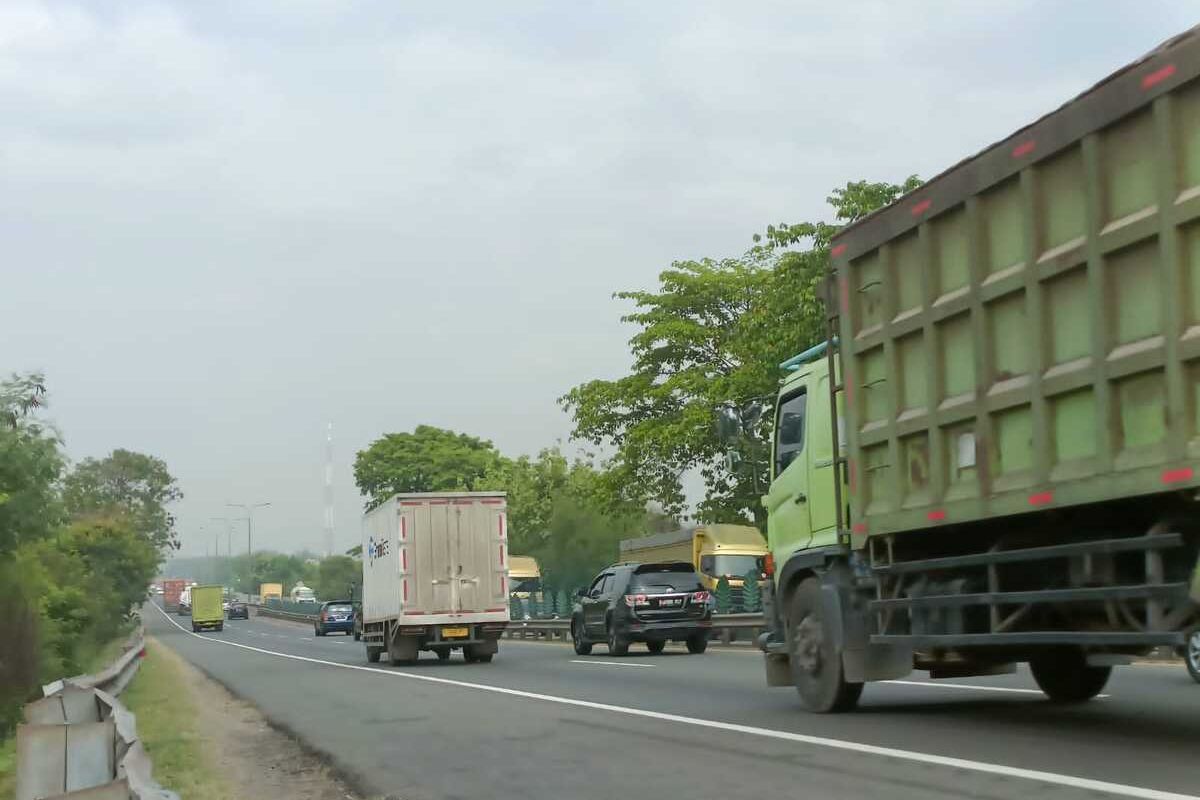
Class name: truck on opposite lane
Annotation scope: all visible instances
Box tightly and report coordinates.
[758,27,1200,712]
[360,492,510,664]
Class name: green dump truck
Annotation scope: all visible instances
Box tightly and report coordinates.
[759,27,1200,712]
[189,584,225,633]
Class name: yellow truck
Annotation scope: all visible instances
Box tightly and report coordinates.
[619,525,767,599]
[508,555,543,619]
[259,582,283,604]
[190,584,225,632]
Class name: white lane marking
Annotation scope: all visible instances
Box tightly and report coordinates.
[149,604,1194,800]
[884,679,1110,699]
[570,659,655,669]
[300,637,313,642]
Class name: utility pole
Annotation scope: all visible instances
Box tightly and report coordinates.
[210,517,234,558]
[324,422,335,558]
[227,502,270,561]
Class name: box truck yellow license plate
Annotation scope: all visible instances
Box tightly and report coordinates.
[442,626,468,638]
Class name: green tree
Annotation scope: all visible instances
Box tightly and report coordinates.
[354,425,503,509]
[714,575,732,614]
[62,449,183,554]
[561,177,922,526]
[315,555,361,600]
[741,570,762,613]
[61,515,159,622]
[0,373,65,555]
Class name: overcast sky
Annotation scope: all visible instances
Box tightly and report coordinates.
[4,1,1194,557]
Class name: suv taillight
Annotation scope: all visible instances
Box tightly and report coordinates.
[691,591,710,604]
[623,594,648,607]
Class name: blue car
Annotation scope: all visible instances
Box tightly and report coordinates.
[314,600,355,636]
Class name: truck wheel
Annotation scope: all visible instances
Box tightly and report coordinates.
[686,634,708,654]
[1030,648,1111,702]
[646,640,666,655]
[366,645,383,663]
[1187,628,1200,685]
[572,620,593,655]
[607,624,629,656]
[354,630,361,641]
[191,624,199,633]
[388,635,417,666]
[785,577,863,713]
[434,647,451,662]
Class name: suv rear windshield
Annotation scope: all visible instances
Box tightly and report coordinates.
[326,604,352,613]
[628,570,704,595]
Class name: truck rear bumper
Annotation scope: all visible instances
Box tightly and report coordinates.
[390,621,508,648]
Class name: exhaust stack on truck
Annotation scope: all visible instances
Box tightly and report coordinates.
[360,492,510,664]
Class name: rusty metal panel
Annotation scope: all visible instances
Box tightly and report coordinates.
[16,723,66,800]
[65,720,116,792]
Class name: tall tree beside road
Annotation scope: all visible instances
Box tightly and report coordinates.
[562,177,922,525]
[354,425,503,509]
[0,373,64,554]
[314,554,361,601]
[62,449,183,553]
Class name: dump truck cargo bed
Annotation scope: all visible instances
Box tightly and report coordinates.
[830,25,1200,539]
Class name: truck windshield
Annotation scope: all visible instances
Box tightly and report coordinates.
[701,554,762,579]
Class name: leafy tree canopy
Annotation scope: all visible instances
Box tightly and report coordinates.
[62,449,183,554]
[561,177,921,526]
[354,425,503,508]
[0,373,64,555]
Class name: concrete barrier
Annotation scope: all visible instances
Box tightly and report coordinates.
[15,626,179,800]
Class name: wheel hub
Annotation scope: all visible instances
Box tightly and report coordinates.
[793,615,824,674]
[1188,630,1200,670]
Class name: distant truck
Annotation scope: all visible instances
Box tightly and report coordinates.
[508,555,542,619]
[161,578,187,611]
[189,585,224,632]
[259,583,283,604]
[757,28,1200,712]
[620,525,767,601]
[289,582,316,603]
[361,492,510,664]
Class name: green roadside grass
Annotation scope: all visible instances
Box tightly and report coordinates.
[0,735,14,800]
[121,639,231,800]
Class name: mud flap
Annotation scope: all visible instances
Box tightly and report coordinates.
[764,653,792,687]
[821,579,912,683]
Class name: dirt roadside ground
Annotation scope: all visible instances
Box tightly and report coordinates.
[151,637,366,800]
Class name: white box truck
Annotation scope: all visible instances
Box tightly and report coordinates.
[361,491,510,664]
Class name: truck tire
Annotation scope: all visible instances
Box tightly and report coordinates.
[646,640,666,654]
[366,645,383,663]
[1030,648,1111,702]
[572,619,593,655]
[685,634,708,654]
[1187,628,1200,685]
[785,577,863,713]
[388,634,418,666]
[434,647,451,662]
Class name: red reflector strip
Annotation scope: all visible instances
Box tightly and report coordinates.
[480,498,504,504]
[1142,64,1176,89]
[400,516,406,540]
[839,276,850,313]
[1028,491,1054,506]
[484,607,506,613]
[911,199,931,216]
[428,500,449,505]
[498,514,506,540]
[1161,467,1194,484]
[852,522,868,534]
[402,579,408,602]
[499,545,505,566]
[399,501,424,506]
[830,243,847,257]
[453,499,474,505]
[1011,140,1036,158]
[927,510,946,522]
[401,548,407,570]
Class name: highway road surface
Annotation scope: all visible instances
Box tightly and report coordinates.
[145,602,1200,800]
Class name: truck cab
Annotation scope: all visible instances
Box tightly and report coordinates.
[763,343,843,573]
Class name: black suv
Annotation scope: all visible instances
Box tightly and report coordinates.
[572,562,711,656]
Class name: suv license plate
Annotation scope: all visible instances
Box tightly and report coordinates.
[442,626,469,638]
[659,599,682,607]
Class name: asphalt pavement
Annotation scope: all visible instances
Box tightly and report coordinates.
[144,602,1200,800]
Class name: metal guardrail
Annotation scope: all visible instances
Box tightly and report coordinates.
[254,603,768,644]
[16,625,180,800]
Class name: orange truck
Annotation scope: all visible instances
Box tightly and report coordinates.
[162,578,187,611]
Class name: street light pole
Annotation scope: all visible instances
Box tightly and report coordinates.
[210,517,234,558]
[227,502,270,560]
